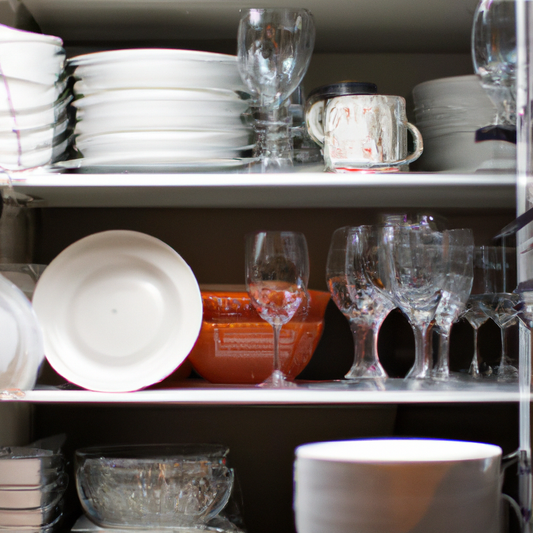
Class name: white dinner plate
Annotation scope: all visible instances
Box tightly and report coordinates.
[74,130,254,156]
[32,230,203,392]
[53,156,258,172]
[69,49,246,93]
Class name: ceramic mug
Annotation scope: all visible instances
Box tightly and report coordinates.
[306,92,423,172]
[294,438,516,533]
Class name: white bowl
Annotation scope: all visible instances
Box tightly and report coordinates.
[294,438,503,533]
[0,93,71,133]
[0,41,65,85]
[0,78,68,113]
[0,23,62,46]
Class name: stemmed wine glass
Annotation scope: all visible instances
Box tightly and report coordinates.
[326,226,395,379]
[433,229,474,380]
[237,8,315,171]
[475,245,519,381]
[472,0,516,135]
[379,223,448,379]
[245,231,309,387]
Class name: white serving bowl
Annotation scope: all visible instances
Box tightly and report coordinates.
[294,438,503,533]
[0,23,62,46]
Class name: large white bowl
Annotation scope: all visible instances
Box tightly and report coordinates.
[0,92,71,132]
[294,438,503,533]
[0,41,65,85]
[0,77,68,113]
[69,49,246,93]
[0,23,62,46]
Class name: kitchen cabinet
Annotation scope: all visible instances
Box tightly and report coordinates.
[0,0,527,532]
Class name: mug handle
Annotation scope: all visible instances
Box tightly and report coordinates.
[399,122,424,166]
[305,100,325,147]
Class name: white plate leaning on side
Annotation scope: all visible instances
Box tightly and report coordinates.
[32,230,202,392]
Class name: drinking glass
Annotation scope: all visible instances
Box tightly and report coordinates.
[245,231,309,387]
[462,296,489,378]
[472,0,516,130]
[433,229,474,380]
[380,223,447,379]
[475,245,519,380]
[237,8,315,171]
[326,226,394,379]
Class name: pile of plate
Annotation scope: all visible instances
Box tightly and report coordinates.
[0,447,68,532]
[0,24,70,171]
[66,49,254,170]
[412,75,516,173]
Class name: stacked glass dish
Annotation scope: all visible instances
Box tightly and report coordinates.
[64,49,254,171]
[74,444,241,532]
[0,447,68,533]
[0,24,70,171]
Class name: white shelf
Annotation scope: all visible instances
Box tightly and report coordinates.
[4,171,516,209]
[5,378,523,404]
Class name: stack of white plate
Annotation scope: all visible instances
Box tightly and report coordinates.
[412,75,516,173]
[0,24,70,170]
[66,49,254,170]
[0,447,68,533]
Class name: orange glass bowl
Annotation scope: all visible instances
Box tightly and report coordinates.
[188,287,330,384]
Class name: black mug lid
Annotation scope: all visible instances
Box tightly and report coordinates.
[307,81,378,102]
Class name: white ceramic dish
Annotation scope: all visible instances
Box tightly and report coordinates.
[69,49,246,93]
[32,230,203,392]
[0,275,44,392]
[0,93,71,132]
[0,41,65,85]
[72,89,250,135]
[53,156,258,172]
[294,438,503,533]
[0,78,67,113]
[0,115,68,154]
[0,135,70,171]
[74,129,253,156]
[0,23,62,46]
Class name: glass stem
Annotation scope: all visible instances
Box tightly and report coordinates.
[345,320,388,379]
[406,323,432,379]
[272,322,282,376]
[434,325,451,380]
[469,327,481,378]
[253,102,293,171]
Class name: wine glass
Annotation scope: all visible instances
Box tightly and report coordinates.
[326,226,394,379]
[245,231,309,387]
[380,223,447,379]
[475,245,519,381]
[462,296,490,378]
[472,0,516,135]
[433,229,474,380]
[237,8,315,171]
